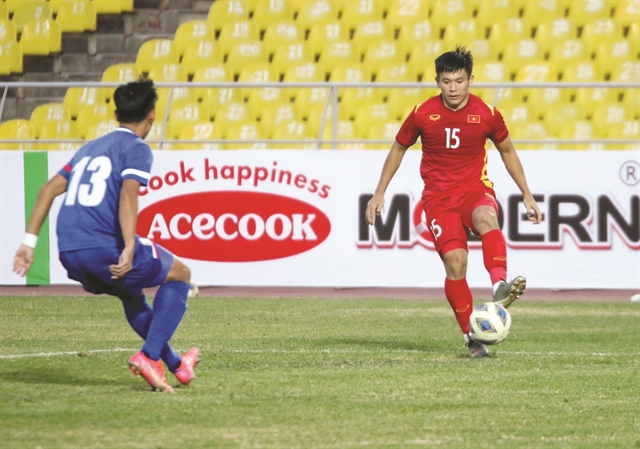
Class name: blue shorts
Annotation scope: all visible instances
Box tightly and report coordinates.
[59,237,174,297]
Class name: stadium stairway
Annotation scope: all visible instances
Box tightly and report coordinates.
[0,0,213,122]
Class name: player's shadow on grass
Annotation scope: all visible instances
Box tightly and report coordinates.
[0,367,121,387]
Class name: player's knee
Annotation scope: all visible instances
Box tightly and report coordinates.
[473,209,499,233]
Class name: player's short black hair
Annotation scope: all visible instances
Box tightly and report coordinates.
[435,45,473,78]
[114,78,158,124]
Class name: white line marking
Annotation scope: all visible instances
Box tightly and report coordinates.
[0,348,136,359]
[1,348,636,359]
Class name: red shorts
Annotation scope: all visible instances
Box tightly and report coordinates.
[422,184,498,257]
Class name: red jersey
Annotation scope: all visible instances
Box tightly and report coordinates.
[395,93,509,198]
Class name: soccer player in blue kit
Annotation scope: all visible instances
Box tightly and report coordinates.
[13,79,198,393]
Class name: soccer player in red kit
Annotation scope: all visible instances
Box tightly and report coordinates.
[366,46,542,358]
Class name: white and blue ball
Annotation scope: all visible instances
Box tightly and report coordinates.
[469,302,512,345]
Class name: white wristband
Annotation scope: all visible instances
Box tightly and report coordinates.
[23,233,38,248]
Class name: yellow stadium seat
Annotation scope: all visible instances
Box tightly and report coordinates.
[252,0,295,29]
[101,63,140,102]
[75,103,114,139]
[472,61,516,104]
[4,0,25,14]
[321,119,366,149]
[510,122,553,150]
[496,100,534,127]
[225,41,268,76]
[352,20,393,50]
[237,62,280,100]
[38,120,80,151]
[214,102,256,137]
[514,61,558,82]
[175,121,222,151]
[93,0,133,14]
[271,120,317,149]
[475,1,520,30]
[547,39,590,67]
[206,0,249,33]
[283,62,326,103]
[559,120,600,150]
[534,18,578,53]
[526,87,571,120]
[193,64,236,118]
[397,20,434,55]
[12,1,51,33]
[613,0,640,27]
[442,19,485,49]
[271,41,314,78]
[385,0,431,30]
[407,41,445,78]
[0,3,7,19]
[594,39,635,67]
[0,41,23,74]
[29,102,71,138]
[365,119,402,149]
[0,119,35,150]
[85,119,118,140]
[622,88,639,118]
[566,0,613,26]
[501,40,543,76]
[180,41,224,77]
[20,19,61,55]
[135,39,179,75]
[386,87,434,120]
[362,40,405,69]
[590,103,631,137]
[341,0,384,28]
[608,60,639,82]
[166,102,210,139]
[329,62,371,83]
[340,87,384,120]
[520,0,565,26]
[148,63,188,83]
[0,19,17,44]
[260,102,301,138]
[375,63,416,83]
[582,19,624,50]
[353,102,393,137]
[56,1,96,33]
[466,38,499,64]
[295,0,339,30]
[488,18,532,54]
[217,20,260,54]
[573,87,618,117]
[173,20,215,57]
[607,120,640,150]
[262,21,303,53]
[306,105,349,137]
[561,62,605,98]
[225,122,266,149]
[307,21,348,56]
[318,40,360,67]
[542,103,586,137]
[155,87,197,120]
[429,1,474,32]
[246,87,287,115]
[291,86,330,119]
[63,86,106,119]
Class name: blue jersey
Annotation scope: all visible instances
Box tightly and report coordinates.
[57,127,153,252]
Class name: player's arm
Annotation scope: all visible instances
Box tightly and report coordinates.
[109,179,141,279]
[13,174,68,277]
[366,140,410,225]
[495,136,542,224]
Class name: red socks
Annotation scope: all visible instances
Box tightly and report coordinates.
[444,278,473,334]
[481,229,508,285]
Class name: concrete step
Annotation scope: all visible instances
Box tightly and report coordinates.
[57,53,137,76]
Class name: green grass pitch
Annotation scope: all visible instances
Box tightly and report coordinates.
[1,295,638,448]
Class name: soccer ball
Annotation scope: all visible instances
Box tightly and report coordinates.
[469,302,512,345]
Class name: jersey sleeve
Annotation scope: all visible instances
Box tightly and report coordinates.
[121,141,153,186]
[395,105,421,148]
[58,159,74,181]
[489,106,509,145]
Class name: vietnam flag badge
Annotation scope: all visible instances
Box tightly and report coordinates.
[468,115,481,123]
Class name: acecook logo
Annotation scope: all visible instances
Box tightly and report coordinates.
[137,191,331,262]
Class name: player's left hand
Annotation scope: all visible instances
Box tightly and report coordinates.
[110,247,134,279]
[524,198,542,224]
[13,244,35,277]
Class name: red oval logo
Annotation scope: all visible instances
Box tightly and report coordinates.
[137,191,331,262]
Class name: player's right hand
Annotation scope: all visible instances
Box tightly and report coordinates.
[13,244,35,277]
[366,194,385,225]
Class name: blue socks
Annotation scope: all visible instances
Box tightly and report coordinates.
[120,282,190,371]
[141,281,190,365]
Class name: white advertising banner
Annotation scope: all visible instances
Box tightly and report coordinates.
[1,149,639,289]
